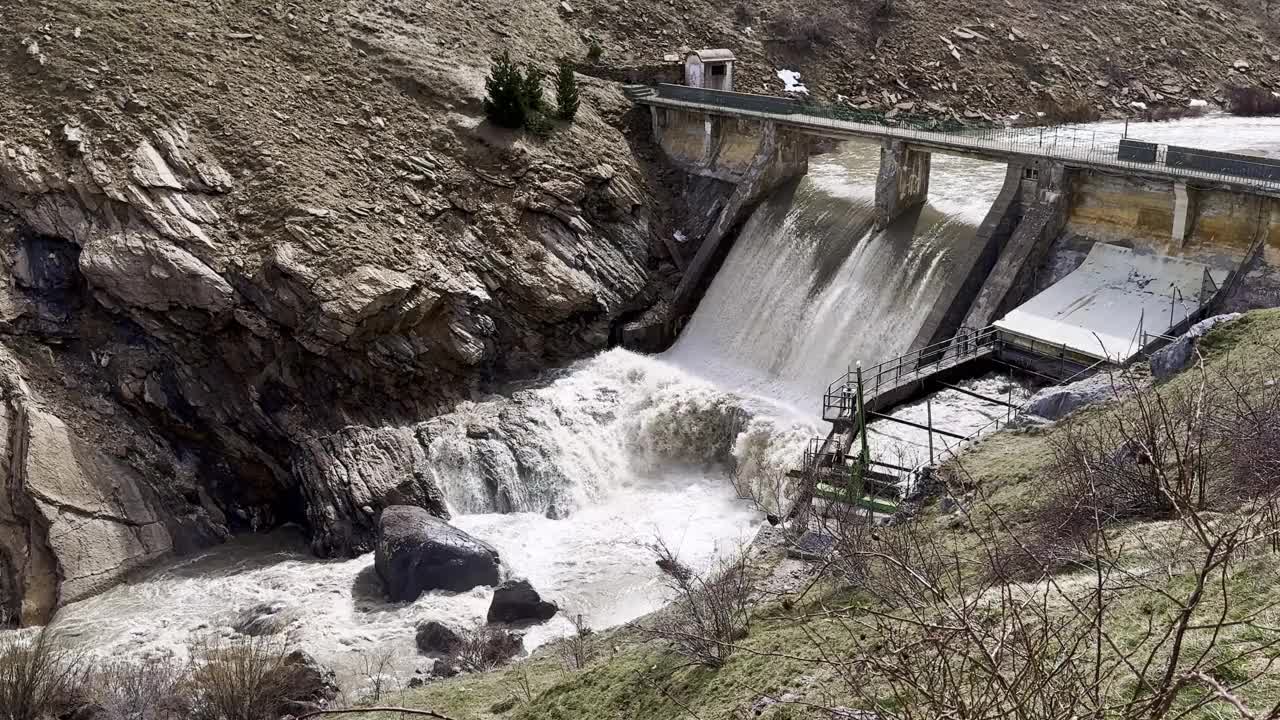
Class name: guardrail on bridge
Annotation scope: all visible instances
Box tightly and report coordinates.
[637,84,1280,194]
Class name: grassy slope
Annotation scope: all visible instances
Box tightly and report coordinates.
[386,309,1280,719]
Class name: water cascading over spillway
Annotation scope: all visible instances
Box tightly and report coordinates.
[30,138,1016,687]
[668,141,1007,410]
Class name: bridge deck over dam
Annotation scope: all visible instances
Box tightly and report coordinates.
[631,84,1280,197]
[623,82,1280,363]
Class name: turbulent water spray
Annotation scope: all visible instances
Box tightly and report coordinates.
[41,349,803,685]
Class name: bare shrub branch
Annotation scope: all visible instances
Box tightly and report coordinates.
[88,656,193,720]
[634,538,755,668]
[446,624,522,673]
[556,613,596,671]
[189,634,312,720]
[0,628,86,720]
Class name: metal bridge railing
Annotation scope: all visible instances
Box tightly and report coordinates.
[822,326,999,423]
[641,84,1280,194]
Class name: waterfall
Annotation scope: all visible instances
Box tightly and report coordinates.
[667,141,1004,411]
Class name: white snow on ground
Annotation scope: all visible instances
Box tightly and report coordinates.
[777,69,808,94]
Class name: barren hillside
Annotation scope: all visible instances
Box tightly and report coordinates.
[580,0,1280,119]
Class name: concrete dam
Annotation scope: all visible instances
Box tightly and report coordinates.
[623,84,1280,506]
[625,84,1280,371]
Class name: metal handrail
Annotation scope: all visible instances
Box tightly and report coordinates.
[822,326,999,421]
[639,84,1280,194]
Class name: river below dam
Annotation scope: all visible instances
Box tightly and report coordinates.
[14,113,1280,691]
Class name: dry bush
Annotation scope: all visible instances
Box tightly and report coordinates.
[358,647,399,704]
[1053,371,1214,515]
[506,664,536,705]
[733,466,791,523]
[635,538,754,668]
[791,481,1280,720]
[88,657,194,720]
[1227,85,1280,116]
[189,634,311,720]
[556,614,596,671]
[0,628,86,720]
[988,353,1280,580]
[447,625,522,673]
[1204,353,1280,500]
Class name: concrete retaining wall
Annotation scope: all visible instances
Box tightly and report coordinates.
[668,120,809,314]
[1064,171,1280,267]
[651,107,809,183]
[621,109,812,351]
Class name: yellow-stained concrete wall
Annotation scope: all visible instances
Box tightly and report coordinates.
[1064,172,1280,267]
[654,108,713,171]
[653,107,805,182]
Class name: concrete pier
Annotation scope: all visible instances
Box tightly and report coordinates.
[1171,181,1192,244]
[961,160,1071,330]
[874,140,932,229]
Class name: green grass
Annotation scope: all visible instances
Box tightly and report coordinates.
[386,610,851,720]
[378,309,1280,720]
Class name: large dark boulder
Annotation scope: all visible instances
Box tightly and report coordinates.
[374,505,501,601]
[487,578,558,624]
[416,620,463,655]
[279,650,339,716]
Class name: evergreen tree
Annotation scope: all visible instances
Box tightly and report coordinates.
[483,51,527,129]
[520,65,546,116]
[555,59,580,122]
[586,38,604,64]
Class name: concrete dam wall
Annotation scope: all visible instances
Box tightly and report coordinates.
[1065,172,1280,265]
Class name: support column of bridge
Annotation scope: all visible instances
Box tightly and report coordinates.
[668,119,809,317]
[1171,181,1193,244]
[875,140,931,229]
[961,160,1072,330]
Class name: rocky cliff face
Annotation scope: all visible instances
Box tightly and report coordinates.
[0,0,675,623]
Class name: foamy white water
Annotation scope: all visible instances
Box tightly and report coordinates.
[42,350,808,687]
[667,139,1005,410]
[24,113,1280,692]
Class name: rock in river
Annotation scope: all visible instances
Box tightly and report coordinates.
[416,620,463,655]
[374,505,501,601]
[487,578,558,624]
